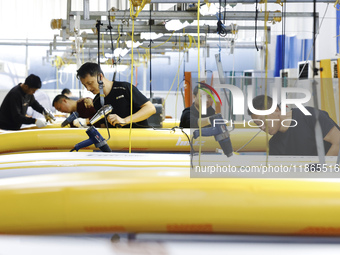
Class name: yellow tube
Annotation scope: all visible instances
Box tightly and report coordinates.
[0,128,268,154]
[320,59,337,123]
[0,169,340,235]
[162,120,257,129]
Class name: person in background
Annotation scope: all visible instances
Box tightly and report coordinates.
[179,84,216,128]
[0,74,54,130]
[76,62,156,128]
[61,88,72,97]
[248,95,340,156]
[61,88,78,100]
[53,94,96,127]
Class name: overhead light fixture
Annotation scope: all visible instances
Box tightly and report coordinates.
[105,48,130,58]
[200,4,219,16]
[125,40,143,48]
[140,32,164,40]
[98,57,107,63]
[165,20,189,31]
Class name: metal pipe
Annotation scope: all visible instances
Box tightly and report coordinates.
[84,0,90,20]
[69,10,318,21]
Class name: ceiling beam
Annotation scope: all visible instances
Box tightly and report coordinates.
[147,0,334,2]
[69,10,318,21]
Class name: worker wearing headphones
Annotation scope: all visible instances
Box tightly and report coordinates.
[76,62,156,128]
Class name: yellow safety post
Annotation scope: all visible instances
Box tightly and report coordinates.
[319,59,337,122]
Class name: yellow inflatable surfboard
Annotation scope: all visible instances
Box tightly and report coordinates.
[0,164,340,235]
[0,128,269,154]
[0,152,338,235]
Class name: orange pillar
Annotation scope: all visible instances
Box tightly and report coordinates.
[184,72,192,108]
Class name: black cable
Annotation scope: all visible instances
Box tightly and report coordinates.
[223,0,226,24]
[96,20,103,67]
[95,20,104,107]
[104,114,111,141]
[108,10,117,82]
[217,0,228,36]
[181,128,195,153]
[255,0,259,51]
[282,2,286,76]
[218,0,222,25]
[149,7,153,100]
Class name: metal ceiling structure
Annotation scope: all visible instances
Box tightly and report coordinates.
[46,0,324,66]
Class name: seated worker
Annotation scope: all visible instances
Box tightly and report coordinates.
[0,74,54,130]
[52,94,96,127]
[61,88,72,97]
[61,88,78,100]
[248,95,340,156]
[179,84,216,128]
[76,62,156,128]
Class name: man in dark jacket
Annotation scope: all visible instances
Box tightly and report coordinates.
[0,74,54,130]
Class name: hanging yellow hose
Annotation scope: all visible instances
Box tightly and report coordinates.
[54,56,65,90]
[197,1,202,165]
[175,35,181,121]
[264,0,269,165]
[133,0,150,18]
[334,0,340,10]
[116,24,121,50]
[129,0,136,153]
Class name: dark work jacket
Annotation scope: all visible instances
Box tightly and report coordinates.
[0,84,44,130]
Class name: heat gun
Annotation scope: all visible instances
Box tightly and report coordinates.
[61,112,79,127]
[43,109,56,123]
[71,105,113,152]
[73,126,112,152]
[89,104,113,125]
[193,113,233,157]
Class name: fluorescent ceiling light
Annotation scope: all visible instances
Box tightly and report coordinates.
[98,57,107,63]
[165,20,189,31]
[105,48,130,58]
[200,4,219,16]
[140,32,164,40]
[125,40,143,48]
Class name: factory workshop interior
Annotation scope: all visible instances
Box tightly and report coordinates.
[1,0,340,254]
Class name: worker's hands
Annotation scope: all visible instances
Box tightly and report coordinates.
[43,109,56,123]
[72,118,87,128]
[35,118,47,128]
[107,114,126,127]
[83,98,94,108]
